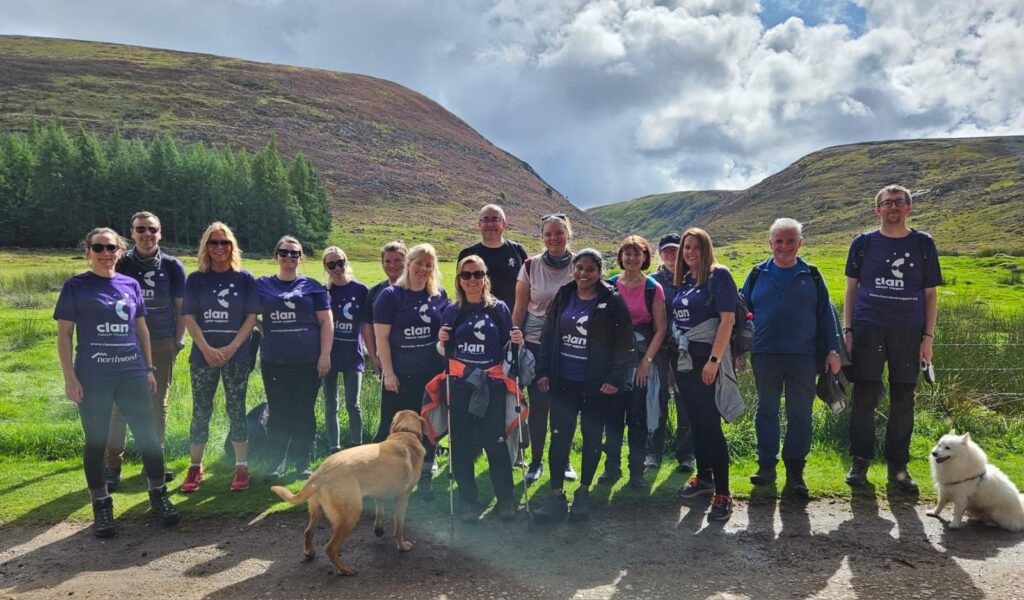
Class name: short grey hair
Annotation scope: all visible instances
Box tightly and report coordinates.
[479,204,506,220]
[769,218,803,241]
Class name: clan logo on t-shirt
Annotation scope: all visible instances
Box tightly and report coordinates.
[875,251,915,290]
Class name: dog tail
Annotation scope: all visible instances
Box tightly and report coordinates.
[270,482,318,505]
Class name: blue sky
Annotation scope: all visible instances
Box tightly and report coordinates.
[1,0,1022,208]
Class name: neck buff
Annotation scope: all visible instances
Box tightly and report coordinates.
[126,246,163,270]
[542,250,572,269]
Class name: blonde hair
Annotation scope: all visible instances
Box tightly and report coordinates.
[875,184,912,207]
[453,255,496,308]
[197,222,242,273]
[396,243,442,296]
[322,245,355,287]
[541,214,573,240]
[674,227,720,288]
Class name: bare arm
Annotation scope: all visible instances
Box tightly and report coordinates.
[844,276,858,356]
[702,311,735,386]
[316,309,333,377]
[136,317,158,394]
[183,314,225,367]
[512,280,530,328]
[374,323,398,392]
[362,322,381,373]
[174,297,186,346]
[57,320,82,403]
[921,287,937,362]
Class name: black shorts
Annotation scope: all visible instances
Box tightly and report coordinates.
[849,323,922,384]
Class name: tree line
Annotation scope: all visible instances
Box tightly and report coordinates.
[0,121,332,251]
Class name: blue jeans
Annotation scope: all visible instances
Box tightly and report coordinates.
[322,368,363,450]
[751,353,817,465]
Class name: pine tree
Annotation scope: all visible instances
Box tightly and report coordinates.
[288,153,331,250]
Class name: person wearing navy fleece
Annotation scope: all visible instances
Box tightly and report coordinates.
[321,245,370,452]
[55,228,180,538]
[257,235,333,481]
[437,254,524,522]
[373,243,448,499]
[739,218,842,498]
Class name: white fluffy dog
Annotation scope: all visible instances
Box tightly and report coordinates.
[927,431,1024,532]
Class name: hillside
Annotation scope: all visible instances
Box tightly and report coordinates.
[590,137,1024,252]
[0,35,618,254]
[587,190,736,241]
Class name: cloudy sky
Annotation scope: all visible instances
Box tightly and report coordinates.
[3,0,1022,208]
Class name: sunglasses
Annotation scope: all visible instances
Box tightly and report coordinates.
[133,226,160,234]
[277,249,302,258]
[325,259,346,270]
[207,239,232,247]
[541,213,567,222]
[90,243,119,253]
[458,271,487,280]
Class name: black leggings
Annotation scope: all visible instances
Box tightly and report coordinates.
[262,361,320,466]
[547,380,606,490]
[525,341,553,468]
[676,357,730,496]
[604,384,647,474]
[80,376,166,492]
[374,371,436,469]
[449,377,514,503]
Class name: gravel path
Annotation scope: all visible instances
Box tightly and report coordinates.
[2,492,1022,599]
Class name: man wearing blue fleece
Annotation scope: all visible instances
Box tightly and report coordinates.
[739,218,842,497]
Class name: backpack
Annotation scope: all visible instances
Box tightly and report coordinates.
[848,229,933,278]
[705,269,754,355]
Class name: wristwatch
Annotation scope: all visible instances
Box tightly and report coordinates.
[645,356,654,364]
[146,366,158,373]
[176,341,186,351]
[709,355,720,364]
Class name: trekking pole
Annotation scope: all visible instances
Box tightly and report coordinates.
[510,331,531,524]
[443,335,455,539]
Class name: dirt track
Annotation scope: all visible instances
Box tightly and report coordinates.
[2,491,1023,599]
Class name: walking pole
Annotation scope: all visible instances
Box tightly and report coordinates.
[510,332,531,524]
[443,337,455,539]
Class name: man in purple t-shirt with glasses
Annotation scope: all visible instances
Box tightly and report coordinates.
[843,184,942,492]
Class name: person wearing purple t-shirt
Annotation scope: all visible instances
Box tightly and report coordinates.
[180,222,260,494]
[373,243,448,500]
[361,241,407,376]
[321,245,370,452]
[55,228,180,539]
[671,228,737,523]
[105,211,185,490]
[257,235,333,481]
[436,255,523,522]
[532,249,635,523]
[843,185,942,492]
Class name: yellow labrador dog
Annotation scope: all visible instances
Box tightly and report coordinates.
[271,410,428,575]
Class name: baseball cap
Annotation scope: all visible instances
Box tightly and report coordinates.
[658,234,681,250]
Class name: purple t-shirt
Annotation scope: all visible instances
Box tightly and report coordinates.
[328,280,369,373]
[256,275,331,364]
[558,293,598,382]
[53,272,149,383]
[182,269,260,367]
[671,267,737,358]
[116,252,185,340]
[441,301,512,369]
[373,286,448,374]
[846,230,942,327]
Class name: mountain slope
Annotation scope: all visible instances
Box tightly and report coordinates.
[0,35,618,252]
[587,190,736,241]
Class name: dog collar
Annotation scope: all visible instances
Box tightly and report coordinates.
[942,469,986,486]
[393,427,422,436]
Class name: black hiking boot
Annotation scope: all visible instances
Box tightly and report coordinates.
[783,459,809,499]
[92,496,116,538]
[104,467,121,493]
[148,486,181,526]
[416,472,434,502]
[845,457,869,486]
[597,467,622,486]
[749,463,777,485]
[569,488,590,522]
[532,493,568,523]
[888,464,919,494]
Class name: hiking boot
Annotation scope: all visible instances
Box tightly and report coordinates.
[783,459,809,499]
[91,496,116,538]
[564,463,578,482]
[677,476,714,499]
[496,498,517,521]
[597,467,622,486]
[627,472,645,490]
[180,465,203,493]
[230,465,250,491]
[749,463,777,485]
[458,500,483,523]
[643,453,661,471]
[296,463,313,480]
[531,493,568,523]
[708,494,734,522]
[148,486,181,527]
[569,489,590,522]
[264,459,286,482]
[677,456,696,474]
[845,457,869,486]
[104,467,121,493]
[416,472,433,502]
[525,462,544,484]
[888,465,919,493]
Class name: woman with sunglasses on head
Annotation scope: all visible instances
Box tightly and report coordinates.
[512,213,576,484]
[531,249,635,523]
[373,243,448,499]
[55,228,181,538]
[179,222,260,493]
[436,255,524,522]
[256,235,333,480]
[321,246,369,453]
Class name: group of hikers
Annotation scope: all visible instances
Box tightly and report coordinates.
[54,183,942,538]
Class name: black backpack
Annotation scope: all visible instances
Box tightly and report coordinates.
[848,229,933,277]
[704,269,754,355]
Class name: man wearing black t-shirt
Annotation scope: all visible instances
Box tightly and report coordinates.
[457,204,527,314]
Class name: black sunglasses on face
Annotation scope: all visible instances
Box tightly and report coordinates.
[325,259,346,270]
[277,249,302,258]
[207,239,232,247]
[459,271,487,280]
[134,226,160,234]
[90,243,119,253]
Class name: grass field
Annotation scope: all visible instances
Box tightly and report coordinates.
[1,248,1022,525]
